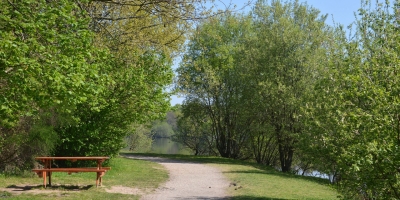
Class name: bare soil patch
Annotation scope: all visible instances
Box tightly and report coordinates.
[105,185,145,195]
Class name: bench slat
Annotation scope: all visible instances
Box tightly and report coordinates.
[86,167,111,170]
[32,167,110,172]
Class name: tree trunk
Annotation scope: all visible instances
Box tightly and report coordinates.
[278,140,294,173]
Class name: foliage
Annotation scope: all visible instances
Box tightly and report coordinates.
[152,121,175,138]
[166,109,180,132]
[126,107,184,153]
[173,101,217,155]
[177,12,254,159]
[249,121,279,166]
[0,0,112,125]
[126,124,153,152]
[0,0,241,172]
[50,0,225,160]
[0,0,181,168]
[0,0,113,169]
[54,51,173,159]
[83,0,218,59]
[176,0,333,171]
[302,1,400,198]
[249,0,332,172]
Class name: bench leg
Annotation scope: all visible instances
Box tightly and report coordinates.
[49,171,52,187]
[96,173,99,187]
[43,171,47,188]
[45,160,51,188]
[96,172,104,187]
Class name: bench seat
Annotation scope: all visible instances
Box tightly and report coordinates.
[32,167,110,173]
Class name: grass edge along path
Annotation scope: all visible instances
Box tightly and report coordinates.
[124,153,340,200]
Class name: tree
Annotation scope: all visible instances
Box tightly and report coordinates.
[54,51,173,158]
[126,123,153,152]
[0,0,112,127]
[0,0,113,169]
[249,116,279,166]
[173,100,217,155]
[303,1,400,198]
[0,0,236,169]
[177,1,332,166]
[248,0,331,172]
[166,110,179,132]
[152,121,175,138]
[52,0,232,159]
[80,0,241,63]
[176,13,254,158]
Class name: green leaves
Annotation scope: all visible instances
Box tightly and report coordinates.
[177,13,254,158]
[302,1,400,198]
[177,1,332,163]
[0,0,114,126]
[247,0,333,172]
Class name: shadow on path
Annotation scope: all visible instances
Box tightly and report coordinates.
[6,184,92,191]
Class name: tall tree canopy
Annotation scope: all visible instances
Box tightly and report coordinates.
[249,0,332,172]
[0,0,114,168]
[177,13,254,158]
[302,1,400,198]
[0,0,112,127]
[53,0,219,158]
[0,0,222,169]
[176,0,333,168]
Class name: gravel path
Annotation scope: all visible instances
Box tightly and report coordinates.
[125,156,230,200]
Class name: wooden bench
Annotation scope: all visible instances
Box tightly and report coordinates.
[32,157,110,188]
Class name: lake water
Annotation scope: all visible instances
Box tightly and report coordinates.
[296,169,330,180]
[150,137,192,155]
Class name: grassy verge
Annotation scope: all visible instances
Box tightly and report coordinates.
[0,156,168,200]
[219,164,339,200]
[124,153,340,200]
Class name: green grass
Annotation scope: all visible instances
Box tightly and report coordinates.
[0,153,340,199]
[220,164,339,200]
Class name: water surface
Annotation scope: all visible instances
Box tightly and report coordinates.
[151,137,192,155]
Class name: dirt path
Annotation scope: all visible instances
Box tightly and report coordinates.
[125,156,230,200]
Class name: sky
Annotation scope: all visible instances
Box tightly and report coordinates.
[169,0,386,106]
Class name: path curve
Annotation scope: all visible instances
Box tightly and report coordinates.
[125,155,230,200]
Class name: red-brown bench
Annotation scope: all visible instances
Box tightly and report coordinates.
[32,157,110,188]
